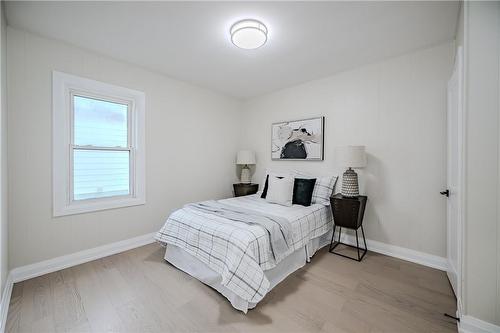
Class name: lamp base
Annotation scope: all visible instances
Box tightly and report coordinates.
[341,168,359,197]
[240,165,251,184]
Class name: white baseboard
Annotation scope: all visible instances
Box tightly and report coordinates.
[459,315,500,333]
[340,234,448,271]
[0,273,13,333]
[10,232,156,283]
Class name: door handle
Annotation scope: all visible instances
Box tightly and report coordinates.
[440,190,449,197]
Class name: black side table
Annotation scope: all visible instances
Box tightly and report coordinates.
[329,194,368,261]
[233,183,259,197]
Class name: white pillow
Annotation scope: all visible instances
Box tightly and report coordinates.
[265,175,294,207]
[257,169,296,196]
[311,175,338,205]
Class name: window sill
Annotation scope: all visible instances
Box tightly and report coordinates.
[53,196,146,217]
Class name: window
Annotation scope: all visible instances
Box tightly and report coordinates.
[53,71,145,216]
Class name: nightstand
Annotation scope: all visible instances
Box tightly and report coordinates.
[329,194,368,261]
[233,183,259,197]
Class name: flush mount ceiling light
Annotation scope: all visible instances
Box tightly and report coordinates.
[230,19,268,50]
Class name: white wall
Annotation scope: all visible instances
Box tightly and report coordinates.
[0,1,8,293]
[241,42,454,257]
[6,27,242,268]
[462,1,500,326]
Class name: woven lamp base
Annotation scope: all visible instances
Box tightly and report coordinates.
[341,168,359,197]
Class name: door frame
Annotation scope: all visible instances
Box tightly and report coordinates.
[446,45,465,318]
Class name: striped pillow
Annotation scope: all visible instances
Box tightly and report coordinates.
[311,175,338,204]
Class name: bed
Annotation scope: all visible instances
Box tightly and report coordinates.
[155,193,334,313]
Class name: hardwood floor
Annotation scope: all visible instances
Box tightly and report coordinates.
[6,243,457,333]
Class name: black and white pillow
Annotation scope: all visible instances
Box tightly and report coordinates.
[265,175,294,206]
[311,175,338,204]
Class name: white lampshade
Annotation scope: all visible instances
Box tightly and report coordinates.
[336,146,367,168]
[236,150,256,165]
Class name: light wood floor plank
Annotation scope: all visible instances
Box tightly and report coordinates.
[6,243,457,333]
[69,261,126,333]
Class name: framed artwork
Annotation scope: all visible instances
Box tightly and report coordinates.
[271,116,324,160]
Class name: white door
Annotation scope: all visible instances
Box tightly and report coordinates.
[445,46,463,310]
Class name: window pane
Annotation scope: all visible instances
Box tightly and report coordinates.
[74,95,128,147]
[73,150,130,200]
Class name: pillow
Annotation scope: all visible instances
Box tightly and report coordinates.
[260,170,294,198]
[311,175,338,204]
[261,175,271,198]
[292,178,317,206]
[265,175,294,206]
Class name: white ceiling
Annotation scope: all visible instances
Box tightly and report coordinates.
[5,1,460,99]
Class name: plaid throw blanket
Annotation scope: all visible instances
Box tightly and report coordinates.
[155,196,333,305]
[186,200,292,262]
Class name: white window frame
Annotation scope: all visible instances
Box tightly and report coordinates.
[53,71,145,216]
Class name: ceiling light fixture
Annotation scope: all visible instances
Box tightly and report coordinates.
[230,19,268,50]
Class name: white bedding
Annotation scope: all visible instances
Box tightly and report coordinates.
[155,194,333,306]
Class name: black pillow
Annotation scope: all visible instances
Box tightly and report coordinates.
[292,178,317,206]
[261,175,270,198]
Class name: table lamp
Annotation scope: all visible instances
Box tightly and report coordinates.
[336,146,367,197]
[236,150,256,184]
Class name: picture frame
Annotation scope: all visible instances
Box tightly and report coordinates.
[271,116,324,161]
